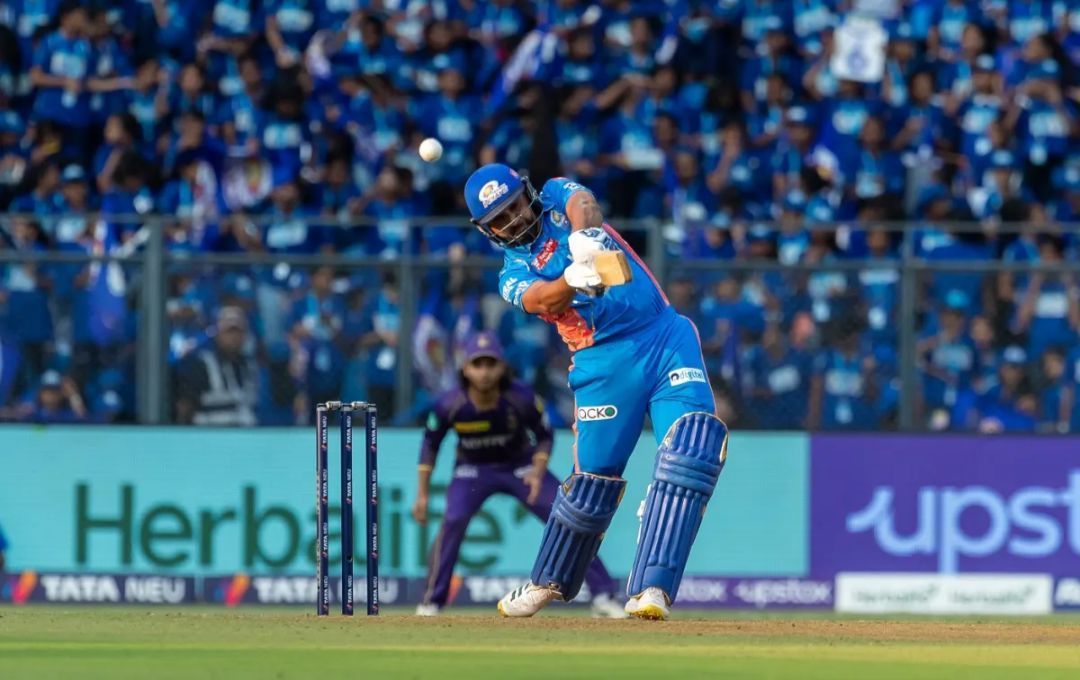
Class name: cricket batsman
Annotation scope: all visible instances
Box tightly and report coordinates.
[463,164,729,620]
[413,330,627,618]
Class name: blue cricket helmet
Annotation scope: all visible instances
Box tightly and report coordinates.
[464,163,543,247]
[465,163,523,223]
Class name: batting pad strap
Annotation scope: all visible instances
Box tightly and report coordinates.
[628,413,728,602]
[531,473,626,601]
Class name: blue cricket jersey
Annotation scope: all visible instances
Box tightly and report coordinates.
[497,178,668,351]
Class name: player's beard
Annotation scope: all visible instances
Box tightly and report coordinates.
[481,180,543,249]
[499,209,542,248]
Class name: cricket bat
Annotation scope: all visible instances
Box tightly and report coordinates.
[593,251,632,287]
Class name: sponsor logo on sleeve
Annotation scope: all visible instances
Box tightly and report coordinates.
[500,277,519,299]
[576,405,618,421]
[479,180,509,209]
[532,238,559,269]
[669,368,708,386]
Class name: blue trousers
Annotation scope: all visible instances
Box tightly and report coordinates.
[569,308,716,476]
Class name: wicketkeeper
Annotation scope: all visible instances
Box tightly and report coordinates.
[413,330,625,618]
[463,164,730,620]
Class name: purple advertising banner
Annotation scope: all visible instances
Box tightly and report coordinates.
[810,435,1080,577]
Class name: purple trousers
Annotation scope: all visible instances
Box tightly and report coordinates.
[421,463,619,606]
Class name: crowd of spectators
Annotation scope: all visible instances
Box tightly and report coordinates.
[1,1,1079,432]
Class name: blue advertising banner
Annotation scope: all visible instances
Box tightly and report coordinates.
[0,427,808,578]
[810,434,1080,577]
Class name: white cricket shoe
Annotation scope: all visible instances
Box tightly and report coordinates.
[497,582,560,618]
[415,603,440,617]
[624,587,670,620]
[591,592,630,619]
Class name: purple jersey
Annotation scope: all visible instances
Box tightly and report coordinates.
[419,380,553,468]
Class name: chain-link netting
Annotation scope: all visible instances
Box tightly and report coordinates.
[6,218,1080,433]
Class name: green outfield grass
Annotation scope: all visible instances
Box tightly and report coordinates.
[3,607,1080,679]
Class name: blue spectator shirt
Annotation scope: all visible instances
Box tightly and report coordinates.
[848,149,904,199]
[923,238,992,313]
[792,0,835,55]
[819,98,876,176]
[128,85,163,145]
[336,34,401,81]
[212,0,256,39]
[361,195,417,257]
[263,0,317,53]
[749,345,812,428]
[859,262,900,343]
[973,384,1037,432]
[365,290,399,388]
[1016,95,1075,164]
[935,1,976,56]
[89,36,133,125]
[498,306,551,385]
[32,30,91,126]
[1017,278,1077,357]
[12,0,58,57]
[258,111,308,177]
[922,330,979,409]
[562,56,601,87]
[102,186,155,243]
[957,94,1004,159]
[1009,1,1056,44]
[316,0,359,30]
[218,90,260,149]
[263,205,325,255]
[3,253,54,344]
[413,94,482,181]
[742,1,792,44]
[1041,379,1065,429]
[156,0,198,62]
[488,117,534,170]
[348,93,406,155]
[814,347,878,429]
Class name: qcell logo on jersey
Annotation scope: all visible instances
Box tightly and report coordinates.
[669,368,707,386]
[533,239,558,269]
[478,180,509,208]
[577,405,618,421]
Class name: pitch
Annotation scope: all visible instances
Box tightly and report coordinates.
[3,608,1080,679]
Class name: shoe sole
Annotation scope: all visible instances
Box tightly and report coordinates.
[497,600,538,618]
[591,610,630,619]
[627,603,669,621]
